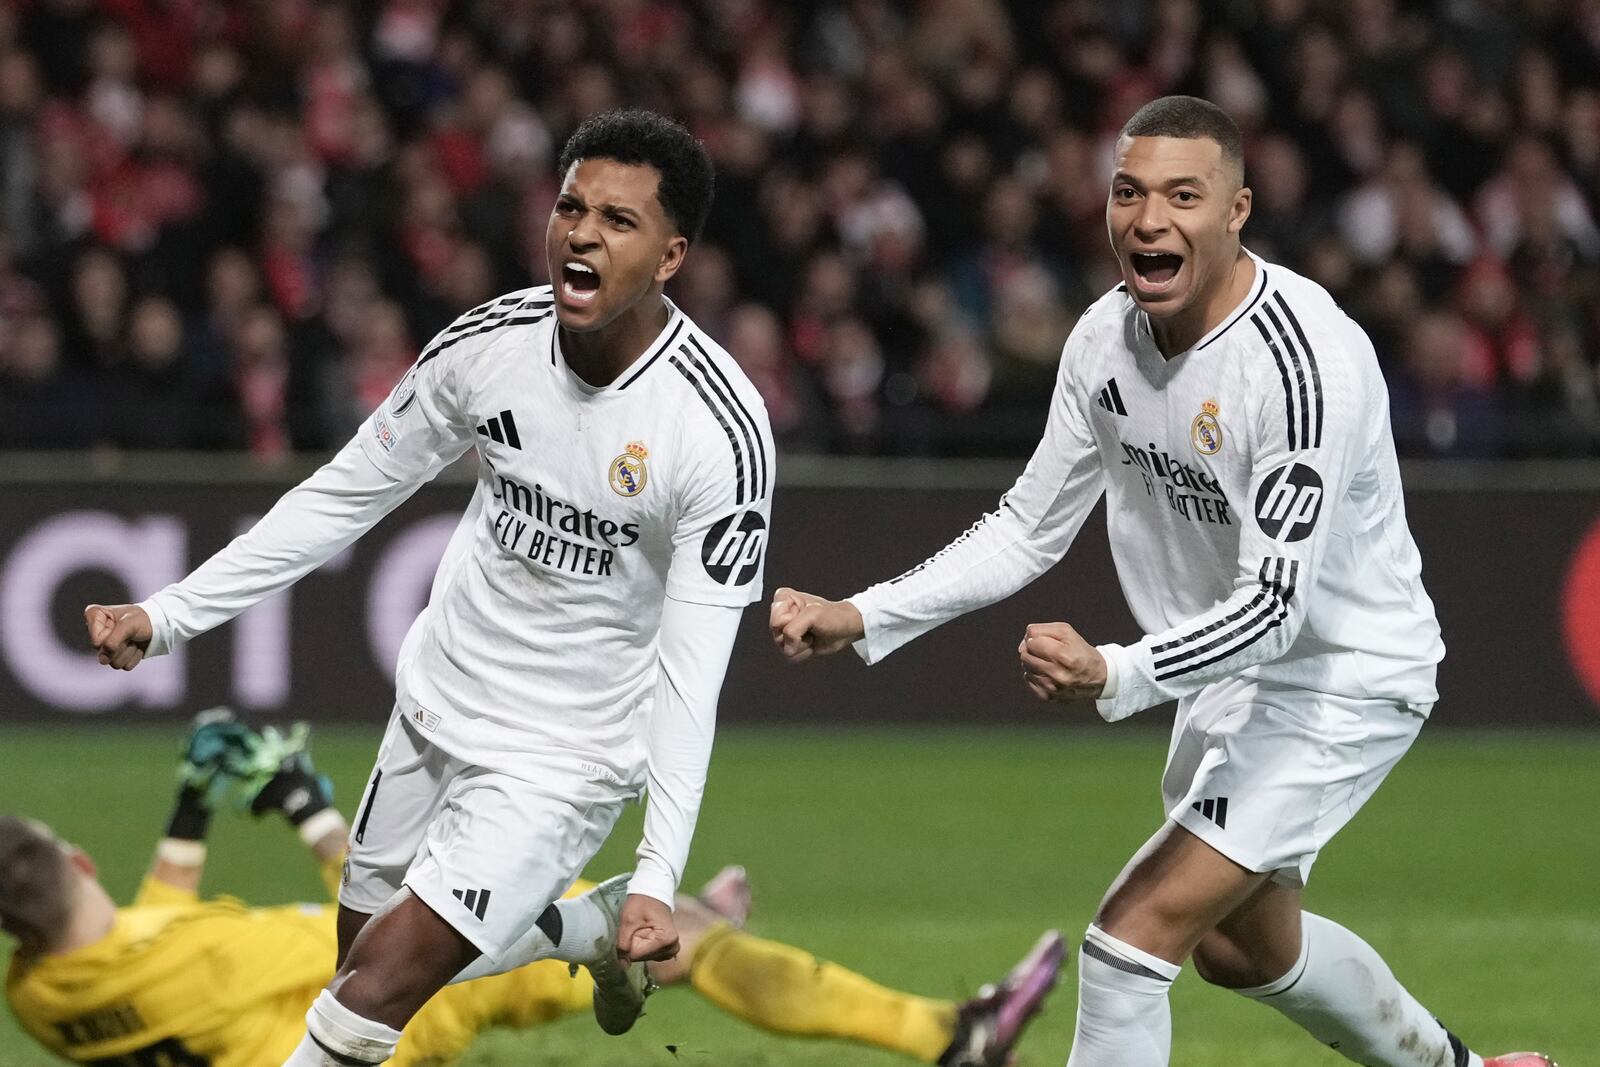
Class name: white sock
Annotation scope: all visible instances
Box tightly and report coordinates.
[280,990,402,1066]
[1239,913,1482,1067]
[280,1035,328,1067]
[1066,925,1182,1067]
[448,893,608,984]
[551,891,610,961]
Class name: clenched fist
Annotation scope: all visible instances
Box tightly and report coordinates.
[769,587,864,663]
[617,893,679,963]
[84,603,153,671]
[1017,622,1107,703]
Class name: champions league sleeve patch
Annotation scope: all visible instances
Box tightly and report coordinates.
[389,365,420,416]
[1254,462,1323,542]
[372,412,401,453]
[701,510,767,585]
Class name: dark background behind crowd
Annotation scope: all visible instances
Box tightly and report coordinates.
[1,0,1599,460]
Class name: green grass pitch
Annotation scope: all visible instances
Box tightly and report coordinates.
[1,725,1596,1066]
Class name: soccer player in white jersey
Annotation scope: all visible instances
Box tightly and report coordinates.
[771,96,1555,1067]
[82,109,779,1067]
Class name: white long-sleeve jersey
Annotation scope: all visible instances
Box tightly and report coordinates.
[851,252,1443,720]
[139,287,775,905]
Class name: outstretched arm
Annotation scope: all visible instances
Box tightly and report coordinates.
[773,343,1104,665]
[90,437,459,671]
[87,332,478,670]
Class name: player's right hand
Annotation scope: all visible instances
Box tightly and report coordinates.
[769,587,864,663]
[84,603,153,671]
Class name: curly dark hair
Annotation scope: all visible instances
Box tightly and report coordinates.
[1120,95,1245,179]
[557,108,716,244]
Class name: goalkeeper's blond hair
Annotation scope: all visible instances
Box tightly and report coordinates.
[0,815,73,956]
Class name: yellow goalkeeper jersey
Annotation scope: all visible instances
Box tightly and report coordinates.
[5,876,334,1066]
[6,871,595,1067]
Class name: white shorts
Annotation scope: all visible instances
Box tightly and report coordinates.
[1162,675,1428,886]
[340,711,625,960]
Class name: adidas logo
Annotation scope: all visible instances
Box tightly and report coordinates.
[1190,796,1229,828]
[1096,379,1128,416]
[476,410,522,449]
[452,887,492,920]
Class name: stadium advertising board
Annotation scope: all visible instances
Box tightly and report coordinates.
[1,480,1598,726]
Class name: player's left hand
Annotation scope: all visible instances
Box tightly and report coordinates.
[617,893,679,963]
[1018,622,1107,703]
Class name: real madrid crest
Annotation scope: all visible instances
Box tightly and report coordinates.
[609,441,649,496]
[1191,399,1222,455]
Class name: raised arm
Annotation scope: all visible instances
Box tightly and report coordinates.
[136,712,348,905]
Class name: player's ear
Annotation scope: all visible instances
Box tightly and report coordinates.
[1228,185,1252,235]
[67,848,96,879]
[655,234,689,285]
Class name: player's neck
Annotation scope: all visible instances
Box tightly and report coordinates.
[49,877,117,954]
[559,294,672,388]
[1150,248,1255,359]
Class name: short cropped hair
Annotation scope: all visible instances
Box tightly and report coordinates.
[0,816,72,955]
[557,108,716,244]
[1120,96,1245,179]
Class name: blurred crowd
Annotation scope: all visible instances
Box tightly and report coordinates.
[2,0,1600,460]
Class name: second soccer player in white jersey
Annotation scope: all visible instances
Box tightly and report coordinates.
[773,97,1553,1067]
[84,109,776,1067]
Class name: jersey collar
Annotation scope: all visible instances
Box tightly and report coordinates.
[1193,249,1269,352]
[550,297,687,398]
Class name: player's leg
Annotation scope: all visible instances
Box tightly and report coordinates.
[388,877,646,1067]
[391,763,633,1012]
[1186,695,1537,1067]
[1193,878,1487,1067]
[656,868,1064,1066]
[1065,819,1265,1067]
[330,888,484,1023]
[285,713,501,1066]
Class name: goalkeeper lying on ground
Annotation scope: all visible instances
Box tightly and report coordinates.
[2,713,1063,1067]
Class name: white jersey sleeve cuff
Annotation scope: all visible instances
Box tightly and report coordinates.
[626,869,677,911]
[1094,642,1138,722]
[848,590,906,665]
[139,595,175,658]
[847,592,877,664]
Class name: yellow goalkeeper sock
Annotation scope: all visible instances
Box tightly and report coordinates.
[689,923,957,1062]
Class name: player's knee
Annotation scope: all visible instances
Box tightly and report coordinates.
[1093,888,1197,955]
[332,898,481,1026]
[1191,929,1280,989]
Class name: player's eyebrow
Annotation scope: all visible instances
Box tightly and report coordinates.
[1111,171,1210,190]
[560,191,642,221]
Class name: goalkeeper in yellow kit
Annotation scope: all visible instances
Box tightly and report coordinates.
[3,715,1063,1067]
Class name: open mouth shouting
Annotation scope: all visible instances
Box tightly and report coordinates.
[561,259,602,309]
[1127,250,1185,296]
